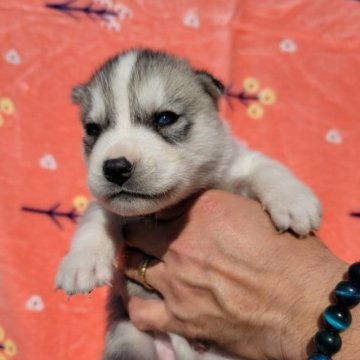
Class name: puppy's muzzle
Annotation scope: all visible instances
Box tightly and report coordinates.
[103,157,133,186]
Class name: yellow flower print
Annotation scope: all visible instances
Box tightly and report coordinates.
[247,103,264,119]
[259,88,276,105]
[0,98,14,115]
[0,326,17,359]
[73,195,89,214]
[4,339,16,356]
[243,77,260,94]
[227,77,276,119]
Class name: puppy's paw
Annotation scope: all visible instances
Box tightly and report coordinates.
[262,183,322,236]
[55,251,114,295]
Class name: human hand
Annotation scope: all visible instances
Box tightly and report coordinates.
[123,190,347,360]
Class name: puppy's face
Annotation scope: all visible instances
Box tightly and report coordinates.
[72,49,226,216]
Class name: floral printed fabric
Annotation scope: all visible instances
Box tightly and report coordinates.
[1,0,360,359]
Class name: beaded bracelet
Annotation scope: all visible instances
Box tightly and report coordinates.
[308,261,360,360]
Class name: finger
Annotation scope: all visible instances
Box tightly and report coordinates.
[128,297,171,333]
[124,248,166,293]
[123,218,183,259]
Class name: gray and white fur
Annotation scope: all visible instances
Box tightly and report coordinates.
[56,49,322,360]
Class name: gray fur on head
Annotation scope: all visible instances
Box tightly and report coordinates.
[71,84,91,105]
[195,70,225,105]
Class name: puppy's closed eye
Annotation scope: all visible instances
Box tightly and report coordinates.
[85,123,102,137]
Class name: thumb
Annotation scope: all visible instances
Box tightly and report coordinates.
[128,297,169,332]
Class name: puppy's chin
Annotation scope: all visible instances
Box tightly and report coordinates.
[97,195,178,217]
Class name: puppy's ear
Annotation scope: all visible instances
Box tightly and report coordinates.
[195,70,225,105]
[71,84,89,105]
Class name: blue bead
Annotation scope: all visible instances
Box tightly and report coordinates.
[308,354,331,360]
[335,281,360,307]
[315,329,342,355]
[349,262,360,285]
[323,305,352,332]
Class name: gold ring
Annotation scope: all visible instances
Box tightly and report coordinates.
[138,256,154,290]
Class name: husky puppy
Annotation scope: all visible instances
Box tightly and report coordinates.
[56,49,322,360]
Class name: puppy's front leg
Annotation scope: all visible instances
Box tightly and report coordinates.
[227,147,322,236]
[56,200,120,295]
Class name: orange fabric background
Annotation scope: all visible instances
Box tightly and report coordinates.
[1,0,360,359]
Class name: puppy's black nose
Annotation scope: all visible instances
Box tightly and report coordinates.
[103,157,133,186]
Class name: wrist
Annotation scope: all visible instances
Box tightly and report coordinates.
[333,304,360,360]
[306,261,360,360]
[280,250,348,360]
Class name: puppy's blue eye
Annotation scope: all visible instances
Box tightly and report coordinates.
[155,111,179,127]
